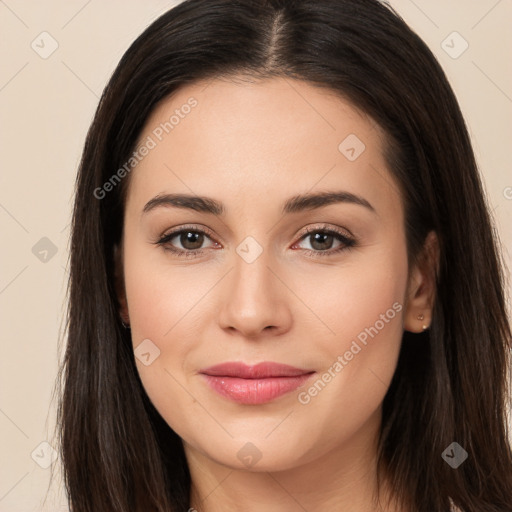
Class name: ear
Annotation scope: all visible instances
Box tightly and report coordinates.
[403,231,440,333]
[113,243,130,326]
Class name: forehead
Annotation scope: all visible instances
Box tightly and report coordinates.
[126,76,402,221]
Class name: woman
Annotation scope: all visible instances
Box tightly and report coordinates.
[53,0,512,510]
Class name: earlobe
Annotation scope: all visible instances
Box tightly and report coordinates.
[416,313,429,332]
[113,243,130,327]
[403,231,439,333]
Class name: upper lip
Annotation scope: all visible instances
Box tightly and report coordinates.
[200,361,314,379]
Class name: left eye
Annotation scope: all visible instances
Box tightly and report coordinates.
[291,228,356,256]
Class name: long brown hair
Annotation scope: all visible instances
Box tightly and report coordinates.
[51,0,512,510]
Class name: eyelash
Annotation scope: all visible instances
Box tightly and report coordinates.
[154,224,356,259]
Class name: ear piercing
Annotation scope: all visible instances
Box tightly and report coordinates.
[121,319,131,329]
[417,313,428,331]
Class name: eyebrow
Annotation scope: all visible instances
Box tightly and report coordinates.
[142,190,376,216]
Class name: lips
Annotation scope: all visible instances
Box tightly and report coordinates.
[199,362,315,405]
[201,361,312,378]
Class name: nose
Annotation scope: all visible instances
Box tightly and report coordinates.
[217,247,293,340]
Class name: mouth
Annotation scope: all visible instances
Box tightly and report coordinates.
[199,361,316,405]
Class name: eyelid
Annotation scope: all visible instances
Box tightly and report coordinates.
[158,223,217,240]
[295,223,354,241]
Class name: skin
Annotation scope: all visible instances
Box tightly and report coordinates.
[115,76,438,512]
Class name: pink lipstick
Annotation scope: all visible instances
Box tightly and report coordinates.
[199,361,315,405]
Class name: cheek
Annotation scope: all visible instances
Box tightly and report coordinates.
[122,244,219,418]
[123,235,215,342]
[292,240,408,410]
[294,246,407,352]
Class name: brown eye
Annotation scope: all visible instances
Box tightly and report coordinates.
[155,226,218,258]
[293,226,356,258]
[175,231,205,250]
[307,232,336,251]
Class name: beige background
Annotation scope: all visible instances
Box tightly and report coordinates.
[1,1,511,510]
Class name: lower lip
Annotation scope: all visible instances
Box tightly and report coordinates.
[201,373,315,405]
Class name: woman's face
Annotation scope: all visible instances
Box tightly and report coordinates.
[118,76,424,472]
